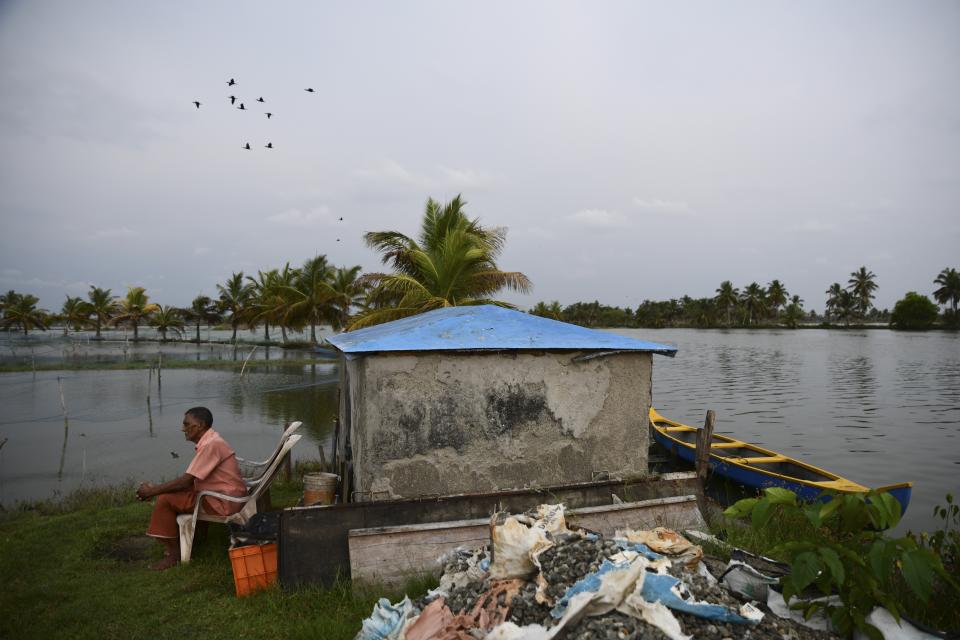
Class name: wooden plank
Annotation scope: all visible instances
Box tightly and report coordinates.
[279,471,701,588]
[347,495,705,588]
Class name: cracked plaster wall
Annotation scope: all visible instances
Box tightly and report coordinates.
[346,351,652,500]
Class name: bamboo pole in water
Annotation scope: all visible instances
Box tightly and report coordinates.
[239,346,257,378]
[57,377,69,479]
[157,352,162,388]
[147,367,154,436]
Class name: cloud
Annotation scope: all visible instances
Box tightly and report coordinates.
[631,198,693,215]
[437,166,494,190]
[0,270,89,295]
[788,219,836,233]
[566,208,629,229]
[193,246,212,256]
[90,226,139,239]
[265,206,335,227]
[354,159,493,192]
[354,159,431,190]
[524,226,555,240]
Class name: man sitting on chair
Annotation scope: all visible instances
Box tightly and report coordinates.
[136,406,247,570]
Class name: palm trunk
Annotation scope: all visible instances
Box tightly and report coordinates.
[96,318,102,339]
[310,321,316,344]
[281,325,288,343]
[195,321,201,342]
[263,321,270,341]
[133,321,139,341]
[231,321,238,342]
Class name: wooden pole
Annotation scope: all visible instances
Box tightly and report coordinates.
[694,410,716,482]
[147,367,154,436]
[57,377,69,479]
[157,352,162,388]
[239,346,257,378]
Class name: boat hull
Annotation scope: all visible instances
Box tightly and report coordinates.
[649,411,912,517]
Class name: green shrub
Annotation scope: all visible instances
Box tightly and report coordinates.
[890,292,939,330]
[724,488,959,638]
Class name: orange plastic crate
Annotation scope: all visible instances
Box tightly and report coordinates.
[228,543,277,597]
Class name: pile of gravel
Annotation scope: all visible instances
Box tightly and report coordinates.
[423,531,843,639]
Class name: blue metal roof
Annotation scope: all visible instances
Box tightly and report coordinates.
[326,305,677,356]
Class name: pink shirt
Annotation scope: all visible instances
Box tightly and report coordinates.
[186,428,247,516]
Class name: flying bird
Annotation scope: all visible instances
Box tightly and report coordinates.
[336,238,340,242]
[257,97,265,103]
[170,451,180,459]
[227,78,236,86]
[264,112,273,119]
[338,217,343,221]
[305,87,315,92]
[265,142,273,149]
[237,103,246,110]
[243,143,251,150]
[192,101,201,109]
[228,95,237,105]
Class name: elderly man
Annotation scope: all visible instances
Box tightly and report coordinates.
[136,406,247,570]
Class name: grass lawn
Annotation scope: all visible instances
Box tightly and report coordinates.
[0,481,434,640]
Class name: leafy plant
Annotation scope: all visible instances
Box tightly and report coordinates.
[724,487,959,639]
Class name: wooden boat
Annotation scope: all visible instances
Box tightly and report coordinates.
[649,407,912,516]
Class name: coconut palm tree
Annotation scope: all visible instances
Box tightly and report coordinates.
[824,283,844,322]
[933,267,960,318]
[150,305,185,342]
[0,290,19,316]
[714,281,739,327]
[285,256,336,343]
[60,296,91,335]
[248,267,299,342]
[847,266,878,320]
[739,282,766,326]
[1,293,49,335]
[216,272,251,343]
[351,195,531,329]
[87,286,117,339]
[328,265,366,331]
[187,295,221,342]
[782,294,805,328]
[766,279,788,322]
[112,286,159,341]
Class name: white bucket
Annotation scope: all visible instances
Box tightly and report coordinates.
[303,472,338,506]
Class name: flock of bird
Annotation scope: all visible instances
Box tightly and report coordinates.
[192,77,318,151]
[192,77,343,241]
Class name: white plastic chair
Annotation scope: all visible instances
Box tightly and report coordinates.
[176,434,302,563]
[236,421,302,488]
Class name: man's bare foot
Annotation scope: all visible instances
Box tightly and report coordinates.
[150,556,179,571]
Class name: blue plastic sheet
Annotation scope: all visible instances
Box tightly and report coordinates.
[614,540,664,561]
[641,573,756,624]
[356,596,413,640]
[550,558,629,618]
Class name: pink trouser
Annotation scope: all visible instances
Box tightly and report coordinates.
[146,490,216,539]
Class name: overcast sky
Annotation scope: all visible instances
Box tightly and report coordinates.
[1,1,957,314]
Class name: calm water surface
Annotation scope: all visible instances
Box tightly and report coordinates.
[618,328,960,534]
[1,329,957,534]
[0,357,339,506]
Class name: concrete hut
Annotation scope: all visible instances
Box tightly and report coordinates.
[326,305,677,502]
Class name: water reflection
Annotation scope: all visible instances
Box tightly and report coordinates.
[0,361,339,507]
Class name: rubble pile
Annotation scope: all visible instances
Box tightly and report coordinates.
[358,504,845,640]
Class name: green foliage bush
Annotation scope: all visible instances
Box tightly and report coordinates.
[724,488,960,638]
[890,291,939,330]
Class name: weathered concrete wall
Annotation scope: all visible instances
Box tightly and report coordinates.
[346,351,652,500]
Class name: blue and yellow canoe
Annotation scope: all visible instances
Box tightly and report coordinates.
[649,408,912,516]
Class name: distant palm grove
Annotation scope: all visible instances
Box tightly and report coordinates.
[531,266,959,330]
[0,195,957,336]
[0,196,533,341]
